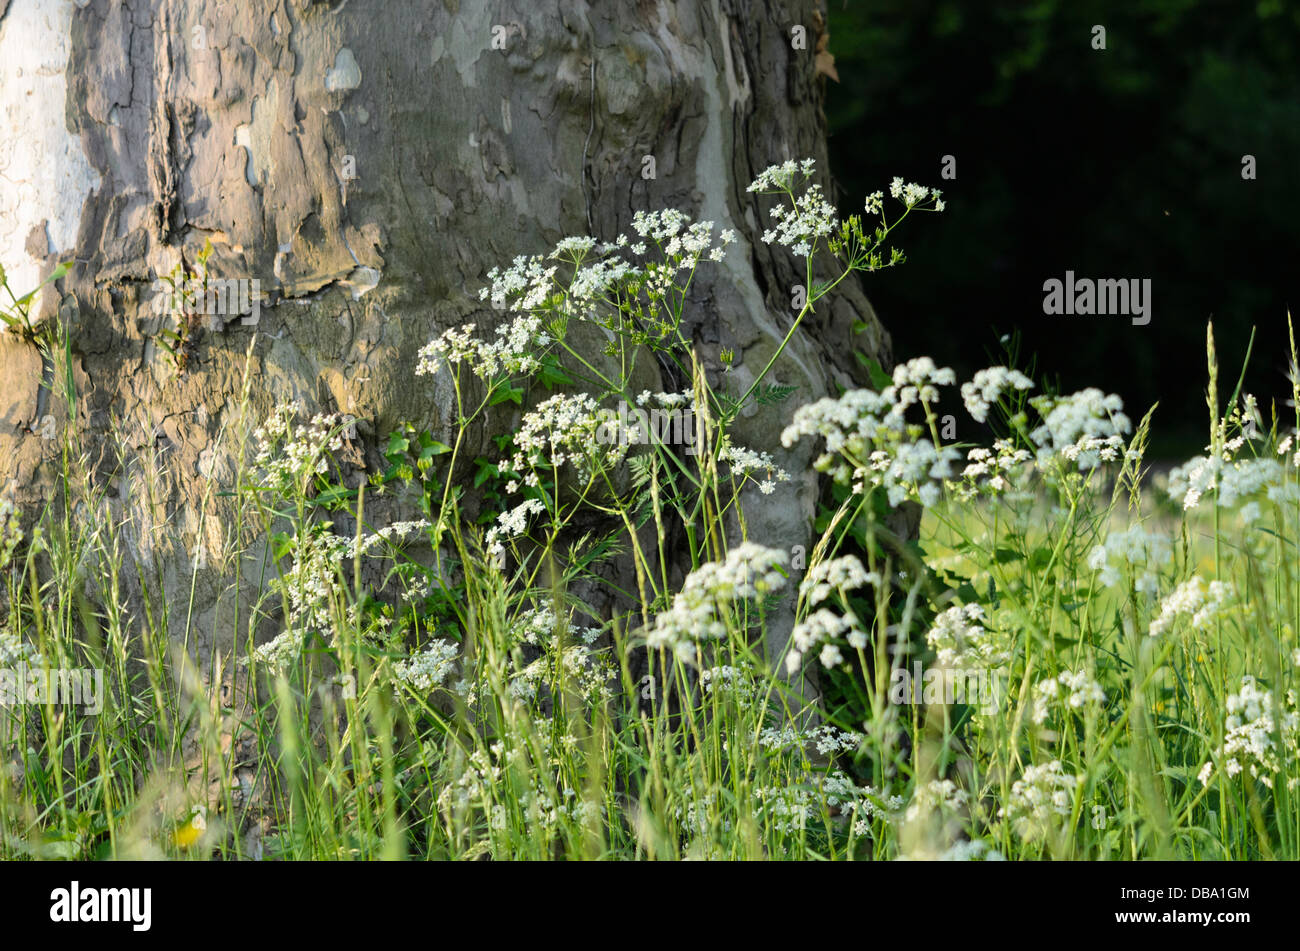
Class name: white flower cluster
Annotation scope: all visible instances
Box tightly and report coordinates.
[799,554,879,606]
[903,778,970,824]
[869,440,963,507]
[512,605,601,650]
[754,769,898,837]
[1198,676,1299,789]
[429,217,740,385]
[500,606,613,706]
[273,528,351,638]
[353,519,434,557]
[629,210,736,265]
[781,389,897,455]
[484,498,546,561]
[440,739,603,836]
[644,543,789,663]
[826,773,902,835]
[758,182,838,257]
[1165,456,1217,511]
[786,607,869,673]
[1166,455,1297,512]
[782,359,960,507]
[635,390,692,408]
[481,253,556,312]
[1029,389,1131,470]
[745,161,944,257]
[749,782,815,835]
[1087,524,1171,594]
[417,249,567,380]
[1147,576,1231,638]
[719,444,790,495]
[1276,432,1300,468]
[746,158,818,194]
[852,791,911,837]
[925,603,1008,669]
[568,253,643,301]
[509,645,616,706]
[756,723,864,757]
[394,639,460,692]
[961,366,1033,423]
[504,392,627,481]
[891,356,957,399]
[249,629,301,676]
[1031,670,1106,725]
[699,665,764,710]
[999,760,1081,841]
[0,626,43,668]
[431,287,552,378]
[953,440,1033,500]
[416,322,506,378]
[889,176,943,209]
[253,401,345,488]
[436,747,503,813]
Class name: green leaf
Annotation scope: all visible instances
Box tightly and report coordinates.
[386,431,410,459]
[627,454,654,491]
[271,531,293,560]
[855,353,893,390]
[489,381,524,406]
[11,261,71,309]
[472,457,499,488]
[538,354,575,390]
[1027,546,1053,570]
[313,485,356,507]
[755,383,798,405]
[419,438,452,459]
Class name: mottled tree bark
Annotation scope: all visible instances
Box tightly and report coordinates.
[0,0,891,668]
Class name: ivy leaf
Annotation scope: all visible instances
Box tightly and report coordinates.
[538,354,575,390]
[473,457,499,488]
[416,434,452,470]
[489,380,525,406]
[386,431,411,459]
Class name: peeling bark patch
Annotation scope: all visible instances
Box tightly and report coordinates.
[0,0,885,681]
[0,0,102,291]
[234,124,257,185]
[324,47,361,92]
[342,266,380,299]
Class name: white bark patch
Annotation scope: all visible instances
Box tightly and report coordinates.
[324,47,362,92]
[342,266,380,300]
[237,77,282,189]
[0,0,102,293]
[234,125,257,185]
[711,0,751,108]
[448,4,497,89]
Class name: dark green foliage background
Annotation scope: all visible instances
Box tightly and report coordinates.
[824,0,1300,454]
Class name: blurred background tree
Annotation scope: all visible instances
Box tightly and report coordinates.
[824,0,1300,455]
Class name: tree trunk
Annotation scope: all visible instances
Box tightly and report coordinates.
[0,0,890,669]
